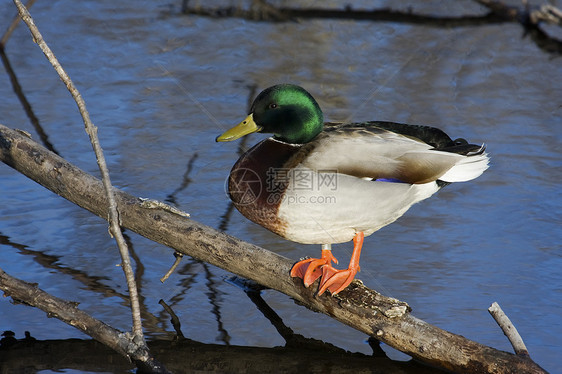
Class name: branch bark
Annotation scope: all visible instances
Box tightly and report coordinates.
[489,302,530,357]
[0,123,547,373]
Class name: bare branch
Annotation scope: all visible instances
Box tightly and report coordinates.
[489,302,530,357]
[0,266,168,373]
[12,0,144,343]
[159,252,184,283]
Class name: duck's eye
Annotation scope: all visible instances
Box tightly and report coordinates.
[269,103,277,109]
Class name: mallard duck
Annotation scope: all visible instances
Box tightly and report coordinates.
[217,84,488,295]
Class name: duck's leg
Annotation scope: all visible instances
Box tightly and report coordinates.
[318,232,364,296]
[290,244,339,287]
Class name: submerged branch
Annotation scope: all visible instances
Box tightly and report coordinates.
[180,1,562,55]
[183,2,507,27]
[0,123,547,373]
[0,336,432,374]
[0,266,167,373]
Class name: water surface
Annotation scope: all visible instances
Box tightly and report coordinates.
[0,1,560,372]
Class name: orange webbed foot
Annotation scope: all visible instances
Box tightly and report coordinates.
[317,264,359,295]
[292,232,365,296]
[290,248,338,287]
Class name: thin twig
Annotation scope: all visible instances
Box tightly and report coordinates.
[489,302,530,357]
[160,252,184,283]
[12,0,146,353]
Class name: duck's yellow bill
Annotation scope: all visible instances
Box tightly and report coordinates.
[216,114,261,142]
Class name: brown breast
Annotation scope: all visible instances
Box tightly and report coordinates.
[228,138,300,237]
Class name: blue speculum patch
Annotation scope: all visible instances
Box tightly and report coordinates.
[375,178,407,183]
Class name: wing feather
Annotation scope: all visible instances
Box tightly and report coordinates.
[289,124,487,184]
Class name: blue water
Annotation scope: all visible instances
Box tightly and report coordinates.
[0,1,560,372]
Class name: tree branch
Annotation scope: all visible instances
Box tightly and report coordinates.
[0,124,548,373]
[12,0,145,344]
[0,266,167,373]
[489,302,530,357]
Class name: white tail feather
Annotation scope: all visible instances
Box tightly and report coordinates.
[439,145,489,183]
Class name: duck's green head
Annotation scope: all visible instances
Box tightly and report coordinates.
[216,84,324,144]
